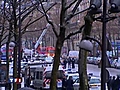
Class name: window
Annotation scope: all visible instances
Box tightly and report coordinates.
[35,71,43,80]
[89,78,101,84]
[40,71,43,80]
[36,71,39,79]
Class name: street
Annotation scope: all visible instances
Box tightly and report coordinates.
[0,64,120,90]
[87,64,120,76]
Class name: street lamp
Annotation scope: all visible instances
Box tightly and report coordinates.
[79,36,111,87]
[79,40,93,52]
[88,0,120,89]
[9,42,16,47]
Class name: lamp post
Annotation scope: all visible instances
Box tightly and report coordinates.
[79,35,111,90]
[80,0,120,90]
[101,0,107,89]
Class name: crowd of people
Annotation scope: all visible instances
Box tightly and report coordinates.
[62,57,77,69]
[62,75,120,90]
[107,75,120,90]
[62,76,76,90]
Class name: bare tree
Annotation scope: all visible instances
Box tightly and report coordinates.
[37,0,92,90]
[0,0,56,89]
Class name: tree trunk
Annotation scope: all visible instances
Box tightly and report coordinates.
[13,35,18,90]
[78,14,94,90]
[6,22,12,89]
[50,37,63,90]
[50,0,67,89]
[79,50,88,90]
[6,42,9,90]
[67,39,71,53]
[71,38,75,50]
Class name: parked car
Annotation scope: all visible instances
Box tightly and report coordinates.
[45,56,53,63]
[66,73,79,82]
[89,76,101,90]
[72,76,104,90]
[115,59,120,69]
[93,57,101,65]
[87,57,101,64]
[74,76,101,90]
[111,59,117,68]
[87,57,95,64]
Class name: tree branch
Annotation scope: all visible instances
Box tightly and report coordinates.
[39,0,58,38]
[64,24,85,40]
[74,8,89,16]
[20,2,38,17]
[25,28,46,33]
[21,15,44,34]
[21,5,37,22]
[72,0,82,14]
[65,0,77,10]
[65,0,83,22]
[37,2,57,15]
[21,3,56,34]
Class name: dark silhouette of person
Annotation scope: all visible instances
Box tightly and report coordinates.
[66,76,76,90]
[68,57,71,68]
[111,76,116,90]
[107,76,112,90]
[26,75,31,87]
[8,82,11,90]
[113,75,120,90]
[63,59,67,69]
[24,56,28,62]
[6,81,11,90]
[62,76,67,90]
[71,58,75,69]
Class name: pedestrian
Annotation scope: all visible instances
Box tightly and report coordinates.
[71,57,75,69]
[113,75,120,90]
[68,57,71,68]
[62,76,67,90]
[66,76,76,90]
[111,76,116,90]
[26,75,31,87]
[63,58,67,69]
[6,81,11,90]
[8,82,11,90]
[24,56,28,62]
[107,76,112,90]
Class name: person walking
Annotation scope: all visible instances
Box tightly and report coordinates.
[26,75,31,87]
[68,57,71,68]
[66,76,76,90]
[71,58,75,69]
[62,76,67,90]
[113,75,120,90]
[63,58,67,69]
[111,76,116,90]
[107,76,112,90]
